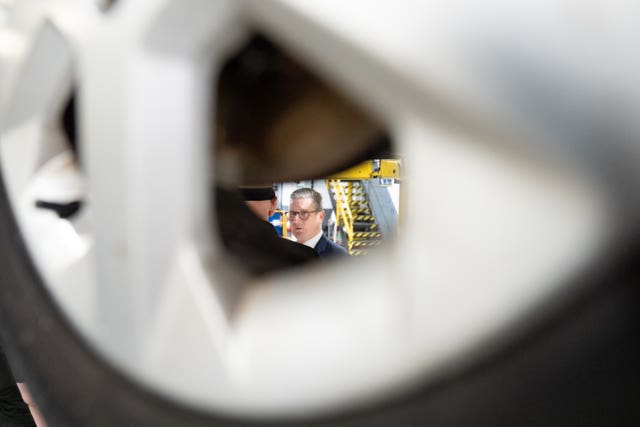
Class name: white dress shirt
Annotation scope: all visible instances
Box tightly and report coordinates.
[302,230,323,249]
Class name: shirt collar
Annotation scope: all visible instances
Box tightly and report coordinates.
[303,230,324,249]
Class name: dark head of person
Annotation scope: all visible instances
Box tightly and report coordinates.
[240,186,277,221]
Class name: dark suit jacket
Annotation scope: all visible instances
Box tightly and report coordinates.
[314,234,349,258]
[216,188,318,275]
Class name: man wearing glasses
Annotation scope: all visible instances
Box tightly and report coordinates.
[289,188,349,258]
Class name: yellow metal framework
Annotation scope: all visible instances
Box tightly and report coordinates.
[328,179,355,243]
[325,159,401,180]
[326,159,401,256]
[274,209,288,238]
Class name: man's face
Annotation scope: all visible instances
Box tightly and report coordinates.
[289,197,324,243]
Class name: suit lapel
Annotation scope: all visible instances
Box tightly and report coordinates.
[314,234,326,253]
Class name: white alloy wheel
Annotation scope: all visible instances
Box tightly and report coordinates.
[1,0,637,421]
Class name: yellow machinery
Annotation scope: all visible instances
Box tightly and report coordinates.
[325,159,401,181]
[326,160,401,256]
[272,209,288,238]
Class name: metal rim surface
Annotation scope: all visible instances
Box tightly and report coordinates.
[0,0,628,420]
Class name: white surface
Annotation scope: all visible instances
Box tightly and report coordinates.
[0,0,631,419]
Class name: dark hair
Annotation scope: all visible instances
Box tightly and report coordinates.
[240,186,275,201]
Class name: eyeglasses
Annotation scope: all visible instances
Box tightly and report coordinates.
[286,210,321,220]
